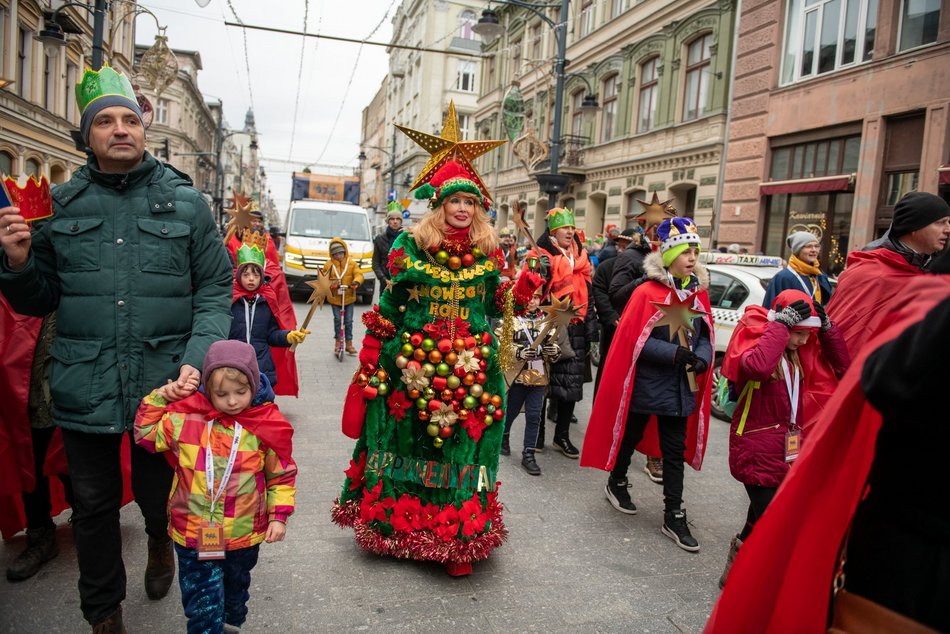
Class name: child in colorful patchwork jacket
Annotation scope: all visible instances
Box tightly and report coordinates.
[135,340,296,634]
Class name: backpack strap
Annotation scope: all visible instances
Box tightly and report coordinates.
[734,381,761,436]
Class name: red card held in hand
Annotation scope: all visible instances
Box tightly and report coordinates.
[1,174,54,222]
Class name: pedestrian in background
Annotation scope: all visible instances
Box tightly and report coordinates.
[135,340,296,634]
[498,226,519,281]
[583,218,714,553]
[372,203,403,298]
[717,290,849,588]
[0,66,233,632]
[499,287,573,476]
[763,231,833,307]
[525,207,593,459]
[322,238,363,355]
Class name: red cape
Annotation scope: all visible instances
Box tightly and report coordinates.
[0,299,132,538]
[166,392,294,464]
[721,290,842,430]
[581,281,714,471]
[826,248,923,356]
[229,234,299,397]
[705,274,950,634]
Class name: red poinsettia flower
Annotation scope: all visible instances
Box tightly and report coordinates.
[422,318,472,340]
[461,414,485,443]
[389,494,423,533]
[359,482,396,524]
[417,502,440,531]
[460,497,488,537]
[387,390,412,421]
[344,451,367,491]
[387,247,407,276]
[434,505,461,542]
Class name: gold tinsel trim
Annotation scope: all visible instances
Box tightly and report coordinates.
[499,288,515,374]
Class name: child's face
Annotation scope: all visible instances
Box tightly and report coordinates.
[668,247,699,278]
[527,290,542,312]
[240,266,262,292]
[208,372,253,416]
[332,250,345,261]
[786,330,811,351]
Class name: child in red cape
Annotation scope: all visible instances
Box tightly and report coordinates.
[581,217,713,553]
[717,289,849,588]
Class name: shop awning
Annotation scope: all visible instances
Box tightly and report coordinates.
[759,174,854,196]
[939,164,950,186]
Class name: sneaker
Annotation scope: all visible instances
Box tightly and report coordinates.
[521,452,541,476]
[500,434,511,457]
[553,436,579,459]
[662,510,700,553]
[605,477,637,514]
[644,457,663,484]
[534,443,544,453]
[6,526,58,581]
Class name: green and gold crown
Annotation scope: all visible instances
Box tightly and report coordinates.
[236,226,268,270]
[75,64,137,115]
[546,207,575,232]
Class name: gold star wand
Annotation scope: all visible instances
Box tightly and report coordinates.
[503,294,583,385]
[222,194,254,245]
[291,271,333,352]
[650,291,708,392]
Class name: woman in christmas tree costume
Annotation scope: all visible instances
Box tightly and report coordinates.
[332,146,543,576]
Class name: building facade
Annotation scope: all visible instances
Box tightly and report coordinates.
[475,0,736,242]
[360,78,389,228]
[1,0,136,182]
[718,0,950,272]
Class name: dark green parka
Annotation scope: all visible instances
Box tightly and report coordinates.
[0,153,233,433]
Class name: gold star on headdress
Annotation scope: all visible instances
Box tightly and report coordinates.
[397,101,506,205]
[625,192,676,229]
[650,292,708,341]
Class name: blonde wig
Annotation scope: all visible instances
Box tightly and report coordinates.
[410,194,500,255]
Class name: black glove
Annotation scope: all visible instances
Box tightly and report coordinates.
[541,343,560,359]
[674,346,698,367]
[814,301,832,332]
[689,356,709,375]
[773,300,813,330]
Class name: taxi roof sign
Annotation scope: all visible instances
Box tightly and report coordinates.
[699,252,783,267]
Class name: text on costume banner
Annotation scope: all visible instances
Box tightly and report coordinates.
[366,451,498,492]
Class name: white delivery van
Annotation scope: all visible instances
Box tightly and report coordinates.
[281,200,375,303]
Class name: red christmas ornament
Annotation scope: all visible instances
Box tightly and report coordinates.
[428,399,442,412]
[492,409,504,421]
[481,332,492,345]
[454,387,467,400]
[453,366,467,378]
[475,372,487,385]
[478,360,487,372]
[410,333,424,347]
[464,336,477,349]
[432,376,447,391]
[363,385,378,400]
[406,360,421,371]
[461,253,475,268]
[437,338,453,354]
[438,426,453,439]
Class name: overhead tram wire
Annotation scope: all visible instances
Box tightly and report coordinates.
[287,0,310,160]
[225,0,256,112]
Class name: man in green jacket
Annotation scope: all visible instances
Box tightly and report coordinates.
[0,66,233,632]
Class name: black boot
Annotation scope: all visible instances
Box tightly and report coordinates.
[500,434,511,456]
[144,535,175,600]
[6,525,58,581]
[553,435,579,459]
[521,451,541,476]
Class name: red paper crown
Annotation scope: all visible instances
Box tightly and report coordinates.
[2,175,53,222]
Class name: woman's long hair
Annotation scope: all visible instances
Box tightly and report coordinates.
[411,195,499,255]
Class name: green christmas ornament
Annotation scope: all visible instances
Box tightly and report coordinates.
[368,376,380,388]
[435,250,449,265]
[436,363,451,377]
[447,375,461,389]
[421,338,435,352]
[400,343,414,357]
[376,383,389,396]
[463,396,477,410]
[416,398,428,410]
[427,423,440,437]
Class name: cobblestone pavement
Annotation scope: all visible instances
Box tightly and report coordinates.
[1,299,747,633]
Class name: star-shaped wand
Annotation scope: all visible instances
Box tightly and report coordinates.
[292,271,333,351]
[650,291,708,392]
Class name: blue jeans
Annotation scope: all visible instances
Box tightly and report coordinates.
[331,303,354,341]
[175,544,259,634]
[504,383,544,455]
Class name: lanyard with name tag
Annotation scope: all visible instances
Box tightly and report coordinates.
[781,357,802,463]
[198,420,243,560]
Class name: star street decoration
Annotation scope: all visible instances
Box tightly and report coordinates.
[626,192,677,237]
[397,101,506,205]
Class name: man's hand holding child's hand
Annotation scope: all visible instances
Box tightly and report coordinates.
[161,365,200,402]
[264,520,286,543]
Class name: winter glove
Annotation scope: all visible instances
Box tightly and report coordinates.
[349,282,360,290]
[537,255,551,278]
[815,301,832,332]
[674,346,699,368]
[517,346,541,360]
[773,300,813,330]
[286,329,310,345]
[541,343,560,359]
[689,355,709,375]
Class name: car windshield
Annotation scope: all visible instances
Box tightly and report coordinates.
[289,208,370,240]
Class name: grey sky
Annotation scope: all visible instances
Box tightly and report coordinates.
[135,0,397,211]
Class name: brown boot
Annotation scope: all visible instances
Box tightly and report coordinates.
[718,534,742,589]
[144,535,175,600]
[6,525,58,581]
[345,340,357,355]
[92,605,127,634]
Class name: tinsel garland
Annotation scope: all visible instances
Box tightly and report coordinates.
[498,288,515,374]
[494,280,515,313]
[331,498,507,564]
[362,309,396,340]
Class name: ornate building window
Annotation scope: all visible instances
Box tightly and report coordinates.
[898,0,940,51]
[459,10,476,40]
[456,59,476,92]
[683,33,712,122]
[781,0,878,85]
[601,74,618,142]
[637,56,660,133]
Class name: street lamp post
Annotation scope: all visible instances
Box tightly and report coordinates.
[36,0,108,69]
[474,0,571,203]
